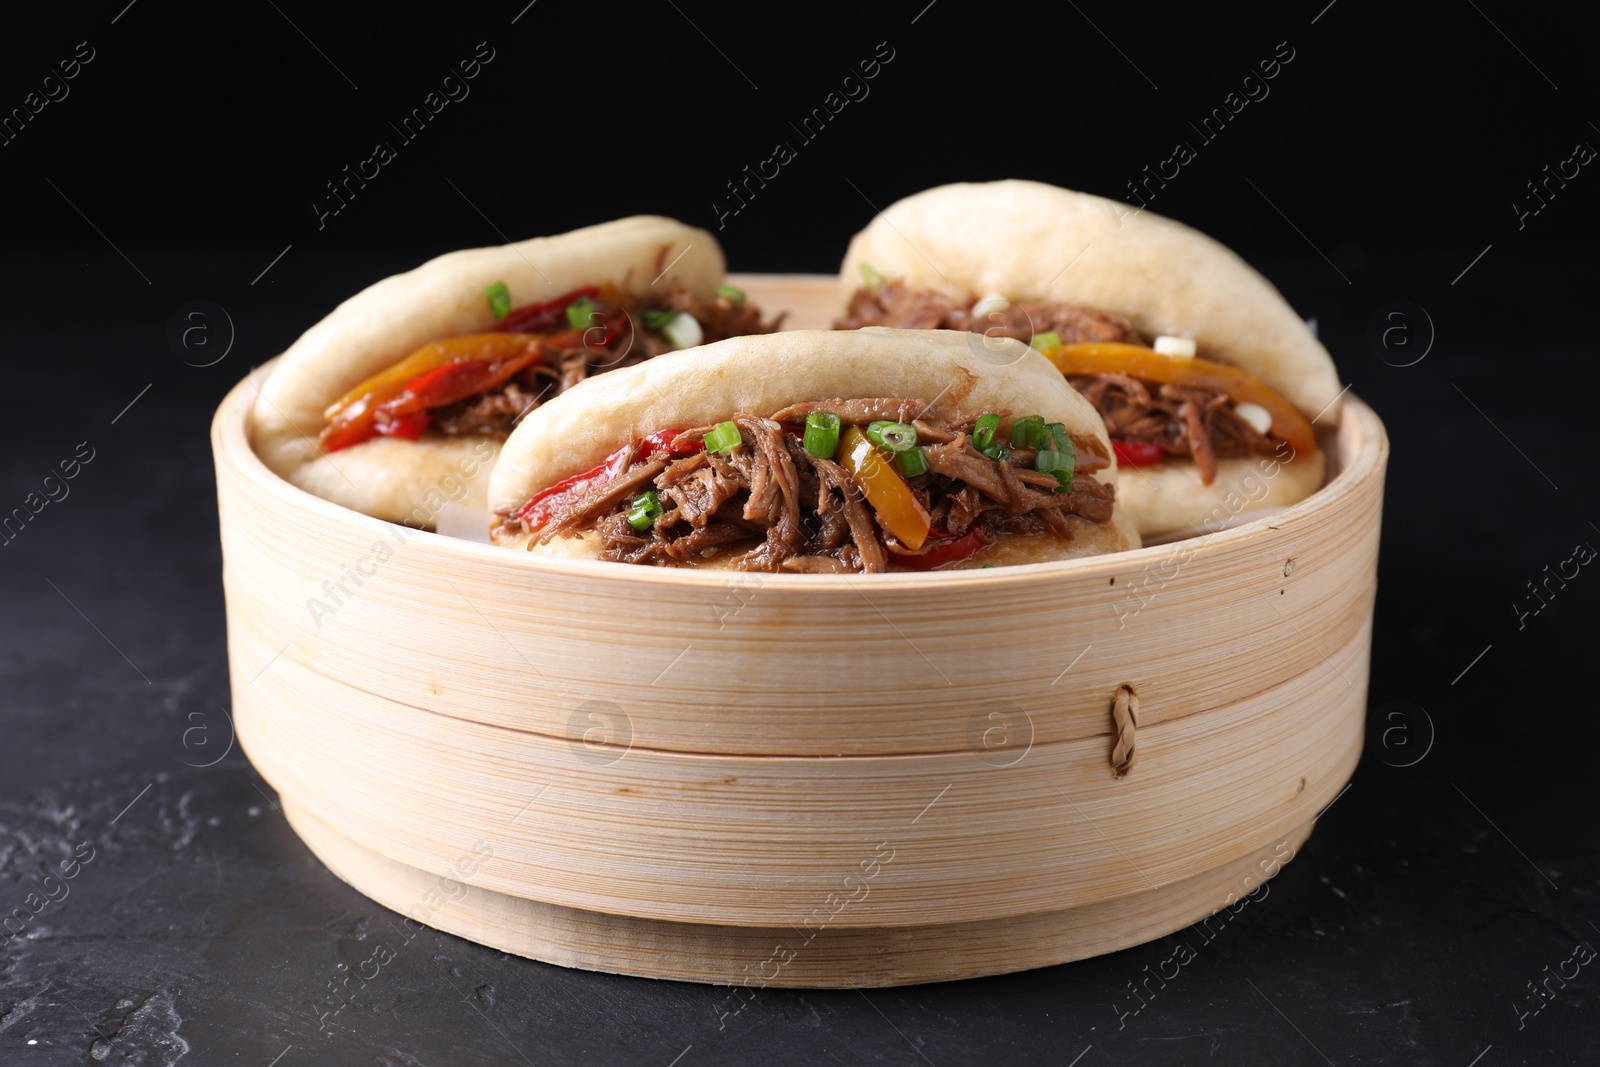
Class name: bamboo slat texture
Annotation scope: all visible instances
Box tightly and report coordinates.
[284,799,1316,988]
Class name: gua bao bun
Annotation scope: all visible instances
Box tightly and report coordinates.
[251,216,778,526]
[837,180,1340,537]
[489,328,1140,572]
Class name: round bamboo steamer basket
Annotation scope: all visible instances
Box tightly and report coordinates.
[215,275,1387,985]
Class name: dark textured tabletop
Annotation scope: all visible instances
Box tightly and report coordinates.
[2,243,1596,1066]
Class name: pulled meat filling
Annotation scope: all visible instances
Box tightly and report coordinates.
[1069,375,1276,485]
[837,281,1287,485]
[519,401,1115,574]
[414,286,781,441]
[837,279,1143,344]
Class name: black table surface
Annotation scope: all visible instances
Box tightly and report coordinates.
[2,246,1597,1066]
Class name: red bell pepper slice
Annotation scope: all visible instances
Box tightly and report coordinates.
[373,412,432,441]
[1113,441,1167,467]
[636,428,700,460]
[887,524,992,570]
[538,310,630,352]
[494,286,600,334]
[514,429,701,531]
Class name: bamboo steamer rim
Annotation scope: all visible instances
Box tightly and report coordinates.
[217,356,1385,589]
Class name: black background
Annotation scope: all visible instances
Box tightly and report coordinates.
[6,0,1600,259]
[3,1,1598,1065]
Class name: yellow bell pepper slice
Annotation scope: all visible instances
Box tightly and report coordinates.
[839,426,930,551]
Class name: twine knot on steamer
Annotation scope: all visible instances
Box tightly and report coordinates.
[1111,683,1140,778]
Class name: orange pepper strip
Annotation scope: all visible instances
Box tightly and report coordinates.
[1040,342,1318,458]
[323,333,542,422]
[838,426,930,551]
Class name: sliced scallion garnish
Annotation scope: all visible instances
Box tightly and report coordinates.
[1009,415,1044,450]
[1040,421,1069,452]
[977,442,1010,461]
[702,421,742,454]
[971,413,1000,452]
[565,296,595,330]
[896,446,928,478]
[628,490,663,530]
[662,312,703,349]
[1036,442,1076,492]
[642,308,678,330]
[1030,330,1062,351]
[485,281,511,320]
[860,263,884,291]
[866,420,918,453]
[803,411,840,458]
[715,284,746,304]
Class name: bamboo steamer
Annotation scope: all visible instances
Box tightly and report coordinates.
[216,275,1387,986]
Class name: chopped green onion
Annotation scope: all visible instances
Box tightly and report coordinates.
[1010,415,1044,450]
[485,281,511,320]
[702,421,742,454]
[642,308,678,330]
[1036,443,1076,492]
[565,296,595,330]
[662,312,703,349]
[866,420,918,453]
[1030,330,1062,351]
[896,446,928,478]
[860,263,884,291]
[976,442,1010,461]
[1040,421,1069,452]
[715,284,746,304]
[627,490,663,531]
[803,411,840,458]
[971,413,1000,452]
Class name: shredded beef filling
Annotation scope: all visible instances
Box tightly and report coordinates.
[836,280,1144,344]
[836,281,1284,486]
[517,401,1115,573]
[423,285,783,441]
[1068,375,1275,485]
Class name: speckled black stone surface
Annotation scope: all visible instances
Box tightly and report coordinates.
[2,244,1596,1066]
